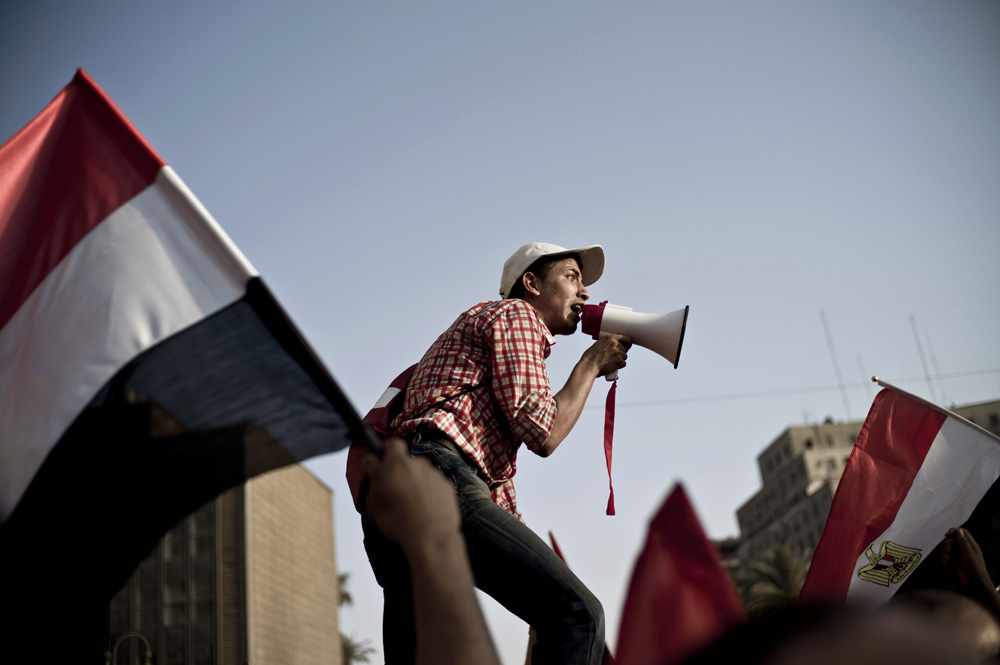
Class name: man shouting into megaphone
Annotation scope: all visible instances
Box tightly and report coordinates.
[359,242,630,665]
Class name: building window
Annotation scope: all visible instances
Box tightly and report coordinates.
[138,562,157,587]
[165,560,185,584]
[163,582,185,605]
[166,626,186,665]
[109,611,129,634]
[990,413,999,427]
[827,459,836,471]
[138,608,157,633]
[163,605,186,627]
[805,439,813,449]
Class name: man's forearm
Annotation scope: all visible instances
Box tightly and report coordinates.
[365,439,502,665]
[542,356,602,456]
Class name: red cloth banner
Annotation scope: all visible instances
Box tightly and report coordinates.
[616,484,746,665]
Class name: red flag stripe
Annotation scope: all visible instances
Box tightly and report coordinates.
[800,389,946,602]
[0,68,164,331]
[548,530,567,565]
[0,71,256,523]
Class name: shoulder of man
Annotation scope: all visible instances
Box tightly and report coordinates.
[465,298,541,326]
[468,299,555,349]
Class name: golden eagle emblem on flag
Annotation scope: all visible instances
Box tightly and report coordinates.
[857,540,922,587]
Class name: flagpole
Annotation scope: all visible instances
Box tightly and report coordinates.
[872,376,1000,444]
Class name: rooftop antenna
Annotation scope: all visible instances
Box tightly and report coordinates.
[820,309,852,421]
[909,314,938,403]
[923,328,949,405]
[856,354,874,403]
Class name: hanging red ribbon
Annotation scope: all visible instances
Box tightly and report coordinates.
[604,379,617,516]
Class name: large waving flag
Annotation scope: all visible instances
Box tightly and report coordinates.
[0,69,367,650]
[616,484,746,665]
[800,380,1000,604]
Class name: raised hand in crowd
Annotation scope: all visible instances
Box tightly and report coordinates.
[364,438,501,665]
[941,526,1000,623]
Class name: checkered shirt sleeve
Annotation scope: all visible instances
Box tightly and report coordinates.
[485,303,557,452]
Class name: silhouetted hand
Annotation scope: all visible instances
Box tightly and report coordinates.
[363,437,461,553]
[942,527,993,592]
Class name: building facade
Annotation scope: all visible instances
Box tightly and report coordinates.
[106,464,342,665]
[735,398,1000,563]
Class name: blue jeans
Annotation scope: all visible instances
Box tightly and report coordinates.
[361,437,606,665]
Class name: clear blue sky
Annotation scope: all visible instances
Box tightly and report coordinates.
[3,2,999,662]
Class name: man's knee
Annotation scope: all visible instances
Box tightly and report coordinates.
[554,586,604,635]
[533,591,605,664]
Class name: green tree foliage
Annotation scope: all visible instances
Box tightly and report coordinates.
[338,573,353,607]
[731,544,812,617]
[338,572,376,665]
[342,634,376,664]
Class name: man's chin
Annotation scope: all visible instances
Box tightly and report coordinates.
[551,313,580,336]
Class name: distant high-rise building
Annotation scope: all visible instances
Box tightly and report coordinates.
[106,464,342,665]
[735,398,1000,564]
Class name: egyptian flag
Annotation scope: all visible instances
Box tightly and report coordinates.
[0,69,367,649]
[616,484,746,665]
[800,382,1000,605]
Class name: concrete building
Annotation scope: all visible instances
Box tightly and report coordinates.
[106,464,342,665]
[735,397,1000,563]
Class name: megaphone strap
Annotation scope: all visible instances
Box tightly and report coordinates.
[604,380,616,516]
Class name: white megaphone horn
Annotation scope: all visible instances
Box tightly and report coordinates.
[581,301,690,380]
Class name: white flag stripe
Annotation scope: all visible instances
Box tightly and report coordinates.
[156,167,258,284]
[845,415,1000,603]
[0,167,256,521]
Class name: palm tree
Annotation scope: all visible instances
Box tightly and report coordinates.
[338,572,376,665]
[338,573,353,607]
[342,634,376,664]
[732,544,812,617]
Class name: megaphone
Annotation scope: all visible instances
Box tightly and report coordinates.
[581,301,689,380]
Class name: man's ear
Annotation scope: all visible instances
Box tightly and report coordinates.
[522,271,542,297]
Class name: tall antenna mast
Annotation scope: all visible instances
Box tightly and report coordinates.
[909,314,938,403]
[820,309,852,421]
[856,354,874,403]
[923,328,949,405]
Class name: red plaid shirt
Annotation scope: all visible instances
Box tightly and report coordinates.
[393,299,557,520]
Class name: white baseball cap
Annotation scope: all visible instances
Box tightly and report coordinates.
[499,242,605,299]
